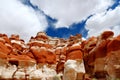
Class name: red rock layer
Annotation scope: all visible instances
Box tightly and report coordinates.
[0,31,120,80]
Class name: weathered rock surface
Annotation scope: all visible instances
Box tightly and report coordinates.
[0,31,120,80]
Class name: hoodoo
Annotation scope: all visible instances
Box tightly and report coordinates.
[0,31,120,80]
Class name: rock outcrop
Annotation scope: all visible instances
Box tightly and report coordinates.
[0,31,120,80]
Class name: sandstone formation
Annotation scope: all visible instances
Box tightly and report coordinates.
[0,31,120,80]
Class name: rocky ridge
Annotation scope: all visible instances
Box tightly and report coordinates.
[0,31,120,80]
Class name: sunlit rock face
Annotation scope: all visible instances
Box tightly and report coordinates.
[66,44,82,60]
[81,36,98,75]
[81,31,120,79]
[63,60,85,80]
[0,31,120,80]
[106,35,120,79]
[30,47,56,64]
[89,31,114,78]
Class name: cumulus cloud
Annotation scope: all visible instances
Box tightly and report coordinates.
[86,5,120,38]
[0,0,48,42]
[30,0,114,28]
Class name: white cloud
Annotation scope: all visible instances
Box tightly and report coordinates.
[0,0,48,42]
[30,0,114,28]
[0,0,118,41]
[86,6,120,38]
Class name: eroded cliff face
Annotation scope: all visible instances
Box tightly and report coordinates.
[0,31,120,80]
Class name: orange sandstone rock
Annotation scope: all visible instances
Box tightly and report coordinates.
[0,31,119,80]
[30,47,56,64]
[0,42,11,55]
[106,35,120,79]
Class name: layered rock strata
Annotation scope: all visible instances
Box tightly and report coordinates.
[0,31,120,80]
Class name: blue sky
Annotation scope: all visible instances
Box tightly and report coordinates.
[0,0,120,41]
[46,18,88,39]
